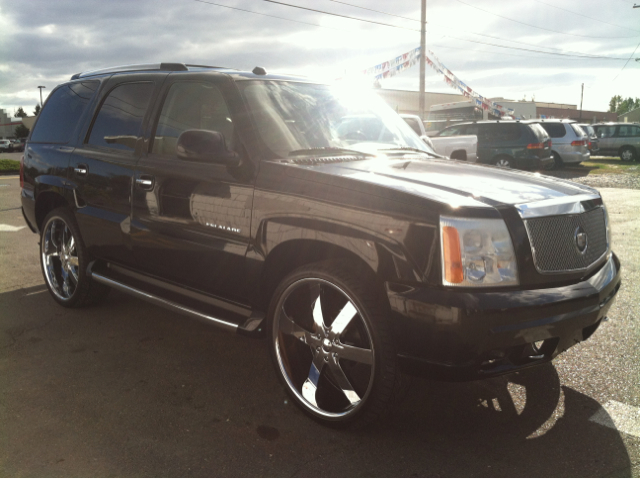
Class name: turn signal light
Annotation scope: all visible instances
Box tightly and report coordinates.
[442,226,463,283]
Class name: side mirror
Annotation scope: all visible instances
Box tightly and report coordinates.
[176,129,240,166]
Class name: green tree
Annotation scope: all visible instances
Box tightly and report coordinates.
[608,95,640,114]
[14,124,30,138]
[33,104,41,116]
[15,107,27,118]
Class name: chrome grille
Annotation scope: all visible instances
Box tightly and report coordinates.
[525,207,607,273]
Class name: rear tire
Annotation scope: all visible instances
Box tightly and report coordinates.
[40,207,110,308]
[620,146,636,162]
[494,156,512,168]
[267,260,401,429]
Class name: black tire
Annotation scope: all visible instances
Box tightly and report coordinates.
[620,146,637,162]
[552,152,564,169]
[494,156,513,168]
[40,207,110,308]
[267,260,401,429]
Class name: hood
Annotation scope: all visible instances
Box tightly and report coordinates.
[281,156,598,209]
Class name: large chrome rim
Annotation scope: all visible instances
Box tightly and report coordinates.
[41,217,79,300]
[273,278,375,419]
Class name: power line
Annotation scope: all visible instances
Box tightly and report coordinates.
[325,0,420,23]
[323,0,632,60]
[456,0,640,39]
[193,0,348,31]
[612,39,640,80]
[532,0,640,33]
[260,0,420,32]
[192,0,630,62]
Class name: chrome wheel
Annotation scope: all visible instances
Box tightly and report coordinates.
[273,278,375,419]
[620,147,635,161]
[496,158,511,168]
[41,217,80,300]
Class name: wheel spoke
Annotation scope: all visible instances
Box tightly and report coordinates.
[328,358,361,405]
[301,353,325,407]
[311,285,325,332]
[329,301,357,336]
[67,235,75,254]
[336,343,373,365]
[67,256,79,267]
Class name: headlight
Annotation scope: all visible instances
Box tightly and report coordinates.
[440,216,519,287]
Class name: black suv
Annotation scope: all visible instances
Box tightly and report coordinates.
[21,63,620,428]
[434,120,553,170]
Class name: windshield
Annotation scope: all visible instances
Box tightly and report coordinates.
[239,80,436,159]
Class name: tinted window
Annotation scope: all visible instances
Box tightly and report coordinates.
[152,82,234,157]
[88,82,153,152]
[437,125,466,137]
[595,125,616,138]
[528,123,550,142]
[617,125,640,137]
[481,124,521,142]
[539,122,566,138]
[30,81,98,144]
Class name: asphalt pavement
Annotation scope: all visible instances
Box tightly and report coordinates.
[0,175,638,477]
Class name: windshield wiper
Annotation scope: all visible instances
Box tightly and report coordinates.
[288,147,376,157]
[378,147,445,159]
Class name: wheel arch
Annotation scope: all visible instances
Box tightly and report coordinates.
[450,150,467,161]
[35,190,71,232]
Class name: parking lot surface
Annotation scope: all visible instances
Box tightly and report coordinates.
[1,175,638,477]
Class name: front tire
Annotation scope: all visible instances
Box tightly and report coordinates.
[268,261,400,428]
[40,207,110,308]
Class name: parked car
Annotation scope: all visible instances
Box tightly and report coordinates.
[0,139,14,152]
[577,124,600,155]
[11,139,25,152]
[433,120,553,170]
[400,114,477,162]
[524,119,589,168]
[21,63,620,428]
[592,122,640,161]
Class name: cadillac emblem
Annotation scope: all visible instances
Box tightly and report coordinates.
[575,226,588,254]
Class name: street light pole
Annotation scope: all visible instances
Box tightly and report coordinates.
[37,86,46,107]
[419,0,427,120]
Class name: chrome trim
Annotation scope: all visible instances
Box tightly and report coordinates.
[91,272,238,333]
[107,263,251,317]
[515,194,600,219]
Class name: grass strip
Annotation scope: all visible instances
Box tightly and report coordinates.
[0,159,20,173]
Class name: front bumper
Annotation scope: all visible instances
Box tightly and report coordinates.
[387,253,621,381]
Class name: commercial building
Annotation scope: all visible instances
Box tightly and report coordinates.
[618,107,640,123]
[0,109,23,139]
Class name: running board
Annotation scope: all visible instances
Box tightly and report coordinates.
[92,272,240,334]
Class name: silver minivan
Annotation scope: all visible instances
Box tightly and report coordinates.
[524,119,589,168]
[592,123,640,161]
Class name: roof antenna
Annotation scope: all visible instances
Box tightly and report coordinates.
[252,66,267,75]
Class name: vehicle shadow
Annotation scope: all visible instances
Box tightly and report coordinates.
[0,285,632,477]
[545,164,597,179]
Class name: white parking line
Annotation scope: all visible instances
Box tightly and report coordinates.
[0,224,26,232]
[590,400,640,438]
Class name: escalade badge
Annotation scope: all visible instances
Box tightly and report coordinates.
[575,226,588,254]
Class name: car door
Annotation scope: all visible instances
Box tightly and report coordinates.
[594,125,617,155]
[131,75,255,304]
[69,74,164,266]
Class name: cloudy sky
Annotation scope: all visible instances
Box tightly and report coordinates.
[0,0,638,116]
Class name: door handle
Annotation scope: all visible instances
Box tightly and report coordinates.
[74,165,88,176]
[136,176,154,190]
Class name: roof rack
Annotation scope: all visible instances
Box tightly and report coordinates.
[70,63,189,80]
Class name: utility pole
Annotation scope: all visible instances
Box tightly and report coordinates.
[37,86,46,107]
[419,0,426,120]
[579,83,584,120]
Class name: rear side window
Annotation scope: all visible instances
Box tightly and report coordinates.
[482,124,521,142]
[539,123,566,138]
[30,81,98,144]
[570,124,586,137]
[87,82,154,152]
[437,124,466,137]
[528,123,550,142]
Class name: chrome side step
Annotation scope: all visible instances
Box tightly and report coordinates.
[92,272,239,333]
